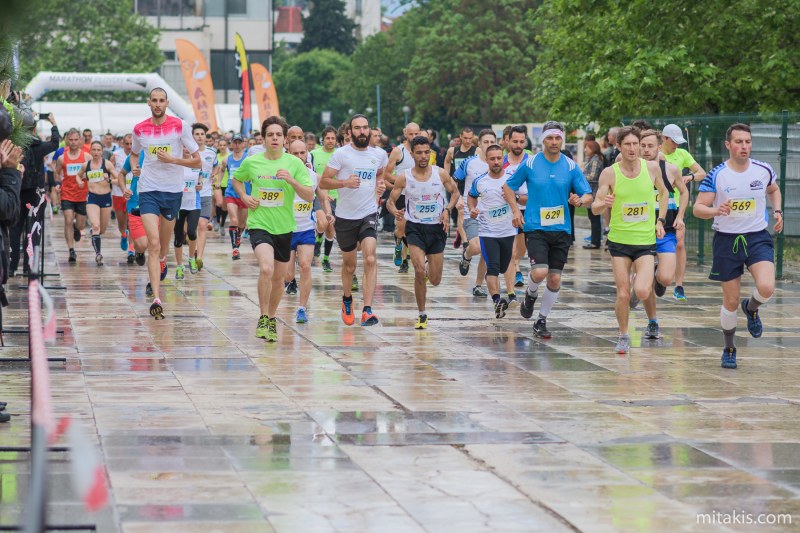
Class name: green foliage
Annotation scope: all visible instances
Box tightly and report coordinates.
[274,49,353,133]
[16,0,163,102]
[299,0,357,56]
[531,1,800,128]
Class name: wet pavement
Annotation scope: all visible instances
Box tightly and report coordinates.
[1,216,799,532]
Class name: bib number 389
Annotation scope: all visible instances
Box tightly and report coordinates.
[258,188,284,207]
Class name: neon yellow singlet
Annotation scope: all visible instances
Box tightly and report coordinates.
[608,159,656,246]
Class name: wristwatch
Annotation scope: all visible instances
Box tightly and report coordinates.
[657,217,667,224]
[774,210,783,216]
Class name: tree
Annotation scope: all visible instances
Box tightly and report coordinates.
[530,1,800,128]
[404,0,540,127]
[17,0,163,102]
[274,49,353,133]
[299,0,357,56]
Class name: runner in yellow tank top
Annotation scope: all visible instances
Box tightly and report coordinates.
[592,126,669,354]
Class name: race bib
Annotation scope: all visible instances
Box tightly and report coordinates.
[66,163,82,176]
[125,173,133,187]
[622,202,649,223]
[354,167,376,181]
[183,179,197,193]
[654,192,677,210]
[258,187,284,207]
[87,170,105,183]
[540,206,564,226]
[729,197,756,218]
[487,204,511,224]
[415,200,441,222]
[147,145,172,159]
[294,201,313,214]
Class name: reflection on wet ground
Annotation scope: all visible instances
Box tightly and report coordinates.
[1,218,799,532]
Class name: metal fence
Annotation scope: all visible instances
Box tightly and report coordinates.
[621,111,800,278]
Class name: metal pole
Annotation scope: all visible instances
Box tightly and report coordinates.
[376,84,381,130]
[697,115,707,266]
[777,110,788,279]
[224,0,229,104]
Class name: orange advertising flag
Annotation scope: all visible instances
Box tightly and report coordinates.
[175,39,219,131]
[251,63,280,127]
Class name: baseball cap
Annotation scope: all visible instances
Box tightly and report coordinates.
[662,124,687,145]
[231,134,244,142]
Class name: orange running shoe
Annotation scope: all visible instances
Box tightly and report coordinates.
[341,297,355,326]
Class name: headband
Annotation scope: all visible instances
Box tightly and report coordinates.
[542,128,564,140]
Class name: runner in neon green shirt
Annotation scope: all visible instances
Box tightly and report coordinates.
[311,125,338,268]
[232,117,314,342]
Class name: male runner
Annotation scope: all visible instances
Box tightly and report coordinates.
[445,127,477,248]
[311,126,338,268]
[174,150,202,280]
[223,134,249,259]
[232,116,314,341]
[638,130,688,339]
[387,136,459,329]
[305,132,317,152]
[82,129,93,152]
[54,128,90,263]
[592,126,668,354]
[468,145,517,319]
[660,123,707,301]
[504,125,530,289]
[385,122,420,272]
[505,121,592,338]
[285,139,331,323]
[110,133,133,261]
[130,88,200,319]
[192,123,218,272]
[320,114,387,326]
[693,123,782,369]
[455,129,496,297]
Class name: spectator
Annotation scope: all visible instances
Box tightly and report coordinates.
[603,127,619,166]
[9,111,59,277]
[582,140,605,249]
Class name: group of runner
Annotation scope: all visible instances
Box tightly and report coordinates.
[48,88,784,369]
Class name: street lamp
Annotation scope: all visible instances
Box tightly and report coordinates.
[365,107,373,116]
[402,105,410,125]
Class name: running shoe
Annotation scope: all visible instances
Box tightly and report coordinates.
[120,232,128,252]
[654,279,667,297]
[266,317,278,342]
[453,233,462,249]
[150,298,164,320]
[673,286,687,301]
[135,252,146,266]
[196,257,204,271]
[507,293,518,305]
[629,289,639,310]
[175,265,185,280]
[296,308,308,324]
[127,252,135,265]
[285,279,298,295]
[515,272,524,287]
[235,235,242,248]
[322,258,332,272]
[242,229,249,240]
[415,314,428,330]
[52,205,59,215]
[341,298,355,326]
[361,308,379,326]
[256,315,269,339]
[741,298,763,338]
[582,243,600,249]
[95,253,103,266]
[459,250,471,276]
[160,259,168,280]
[494,298,509,319]
[213,220,220,233]
[398,260,409,273]
[615,335,630,354]
[218,224,225,238]
[352,275,359,291]
[145,282,153,297]
[533,318,552,339]
[645,320,659,340]
[73,223,81,242]
[188,258,198,274]
[314,238,322,258]
[393,242,403,266]
[721,347,737,369]
[520,291,537,319]
[472,285,487,297]
[207,222,213,231]
[68,249,77,263]
[232,249,240,260]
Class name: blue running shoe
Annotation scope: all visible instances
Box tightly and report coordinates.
[673,285,687,301]
[160,259,168,281]
[120,232,128,251]
[296,307,308,324]
[721,347,737,369]
[741,298,763,338]
[515,272,524,287]
[393,242,403,266]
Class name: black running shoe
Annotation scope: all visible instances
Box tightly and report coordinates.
[135,252,146,266]
[399,260,409,273]
[654,279,666,297]
[285,279,298,295]
[458,250,471,276]
[520,291,537,319]
[533,318,551,339]
[645,321,659,339]
[149,299,164,320]
[127,253,135,265]
[68,249,77,263]
[494,298,509,319]
[73,223,81,242]
[145,282,153,297]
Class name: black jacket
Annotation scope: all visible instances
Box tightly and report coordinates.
[21,125,60,191]
[0,167,22,286]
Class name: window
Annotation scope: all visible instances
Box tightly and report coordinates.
[136,0,199,17]
[355,0,362,16]
[204,0,247,16]
[210,50,271,90]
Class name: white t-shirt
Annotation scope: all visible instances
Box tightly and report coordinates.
[504,154,529,210]
[454,156,488,210]
[181,167,201,211]
[247,145,266,157]
[325,144,388,220]
[468,172,516,238]
[199,147,218,198]
[131,115,199,194]
[403,166,446,225]
[110,147,127,196]
[699,158,775,234]
[293,169,318,233]
[393,144,414,175]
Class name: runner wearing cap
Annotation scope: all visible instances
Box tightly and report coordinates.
[693,123,782,369]
[660,123,707,301]
[223,134,249,260]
